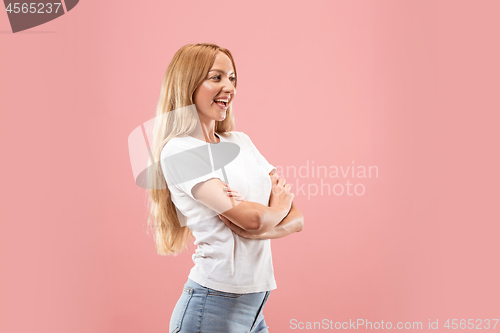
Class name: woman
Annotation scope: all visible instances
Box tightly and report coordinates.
[147,43,304,333]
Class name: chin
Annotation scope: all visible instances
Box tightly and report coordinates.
[215,111,227,122]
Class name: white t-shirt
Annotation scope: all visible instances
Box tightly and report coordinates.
[160,131,277,293]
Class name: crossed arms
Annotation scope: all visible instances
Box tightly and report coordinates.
[191,171,304,240]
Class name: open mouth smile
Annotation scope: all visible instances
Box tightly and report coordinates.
[214,98,229,109]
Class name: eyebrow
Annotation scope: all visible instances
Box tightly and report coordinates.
[209,69,235,75]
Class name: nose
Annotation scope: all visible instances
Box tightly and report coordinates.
[222,77,236,96]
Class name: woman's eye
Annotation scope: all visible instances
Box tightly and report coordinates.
[209,75,235,83]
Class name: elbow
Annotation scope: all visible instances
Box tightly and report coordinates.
[246,210,264,233]
[248,210,270,235]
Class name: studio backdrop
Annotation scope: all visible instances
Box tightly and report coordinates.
[1,1,499,332]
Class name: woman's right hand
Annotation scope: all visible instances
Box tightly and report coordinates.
[269,173,294,212]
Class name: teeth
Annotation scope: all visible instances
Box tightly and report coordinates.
[215,99,228,103]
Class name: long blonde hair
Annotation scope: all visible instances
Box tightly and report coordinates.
[146,43,237,255]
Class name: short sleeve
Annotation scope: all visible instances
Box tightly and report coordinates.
[240,132,276,175]
[161,142,226,201]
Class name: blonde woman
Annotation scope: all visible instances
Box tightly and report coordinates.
[147,43,304,333]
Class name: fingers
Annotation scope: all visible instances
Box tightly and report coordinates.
[230,192,244,201]
[271,173,290,188]
[269,174,289,197]
[277,176,286,187]
[271,173,287,186]
[222,185,244,201]
[270,172,279,185]
[224,177,290,201]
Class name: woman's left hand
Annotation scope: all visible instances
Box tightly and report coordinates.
[218,183,259,239]
[221,181,245,202]
[218,182,278,240]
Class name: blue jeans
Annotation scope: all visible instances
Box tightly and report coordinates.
[169,278,271,333]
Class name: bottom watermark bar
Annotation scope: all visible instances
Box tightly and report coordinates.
[290,319,423,330]
[290,318,499,330]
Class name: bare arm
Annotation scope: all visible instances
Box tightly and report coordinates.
[257,201,304,239]
[220,201,304,239]
[192,177,293,235]
[219,171,304,239]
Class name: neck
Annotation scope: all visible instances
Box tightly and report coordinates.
[191,117,219,143]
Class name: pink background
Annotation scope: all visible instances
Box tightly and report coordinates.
[1,1,499,332]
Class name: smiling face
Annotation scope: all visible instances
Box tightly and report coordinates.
[193,52,236,124]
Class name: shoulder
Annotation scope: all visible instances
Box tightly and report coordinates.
[161,136,197,158]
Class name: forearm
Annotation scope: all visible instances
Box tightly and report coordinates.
[254,202,304,239]
[220,201,304,240]
[219,173,296,236]
[245,203,290,235]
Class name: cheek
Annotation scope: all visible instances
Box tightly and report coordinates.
[197,82,217,103]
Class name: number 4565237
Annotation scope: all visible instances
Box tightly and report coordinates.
[5,3,62,14]
[443,319,498,330]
